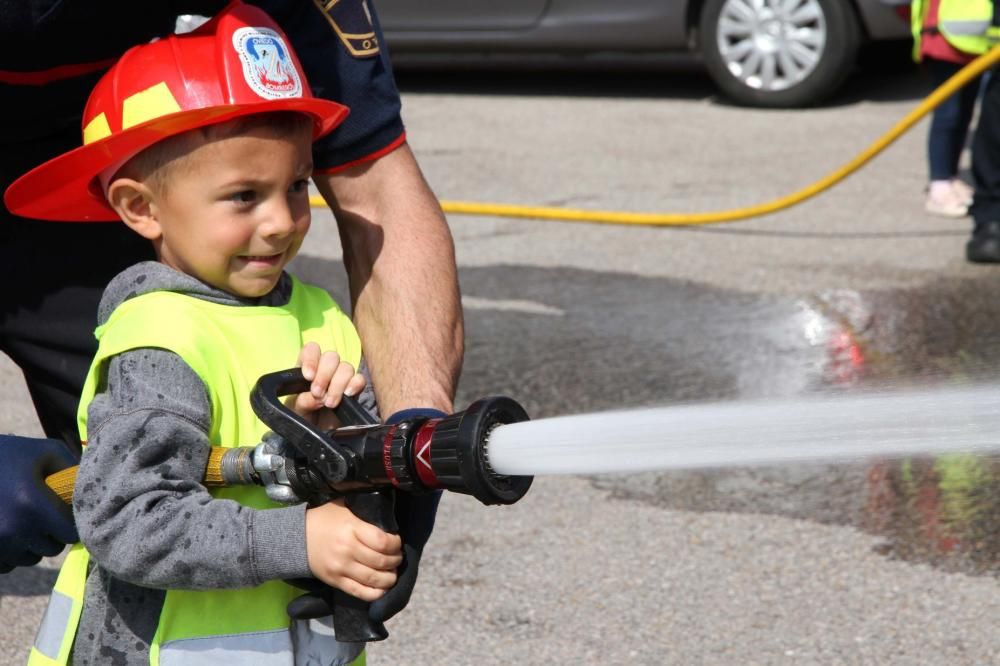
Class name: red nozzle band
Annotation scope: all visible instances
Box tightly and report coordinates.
[412,419,441,489]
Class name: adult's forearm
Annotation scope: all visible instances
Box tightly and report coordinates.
[315,143,463,415]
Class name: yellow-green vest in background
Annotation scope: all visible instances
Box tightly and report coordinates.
[912,0,998,59]
[29,276,364,666]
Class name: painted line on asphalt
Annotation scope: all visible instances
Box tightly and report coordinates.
[462,296,565,316]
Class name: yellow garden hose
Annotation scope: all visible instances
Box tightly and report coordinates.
[310,46,1000,227]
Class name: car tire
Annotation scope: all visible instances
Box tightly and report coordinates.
[699,0,862,108]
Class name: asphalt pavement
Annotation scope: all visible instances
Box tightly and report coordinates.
[2,63,999,664]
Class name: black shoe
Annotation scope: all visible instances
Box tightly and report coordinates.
[966,221,1000,263]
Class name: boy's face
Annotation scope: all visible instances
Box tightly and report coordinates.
[143,123,314,298]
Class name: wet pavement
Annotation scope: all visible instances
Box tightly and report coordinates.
[4,63,1000,663]
[293,257,1000,580]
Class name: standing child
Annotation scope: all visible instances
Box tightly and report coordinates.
[5,4,404,665]
[912,0,984,218]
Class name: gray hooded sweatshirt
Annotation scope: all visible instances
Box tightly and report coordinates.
[70,261,376,666]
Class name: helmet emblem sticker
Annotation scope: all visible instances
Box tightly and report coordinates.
[232,27,303,99]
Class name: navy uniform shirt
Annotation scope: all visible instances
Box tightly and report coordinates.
[0,0,404,172]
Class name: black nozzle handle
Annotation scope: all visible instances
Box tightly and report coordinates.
[253,368,397,641]
[250,368,379,483]
[331,390,379,427]
[288,490,398,642]
[251,368,350,484]
[253,367,378,427]
[330,489,398,642]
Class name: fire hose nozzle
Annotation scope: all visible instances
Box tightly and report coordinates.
[409,395,533,505]
[244,368,533,507]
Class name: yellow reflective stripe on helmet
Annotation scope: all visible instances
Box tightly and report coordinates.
[121,82,182,130]
[82,112,112,145]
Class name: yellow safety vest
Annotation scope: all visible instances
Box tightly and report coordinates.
[912,0,998,60]
[29,276,365,666]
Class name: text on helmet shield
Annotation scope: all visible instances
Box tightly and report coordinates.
[232,27,303,99]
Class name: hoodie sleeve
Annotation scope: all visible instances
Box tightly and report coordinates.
[74,347,313,590]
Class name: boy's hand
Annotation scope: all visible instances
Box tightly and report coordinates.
[305,499,403,601]
[291,342,366,428]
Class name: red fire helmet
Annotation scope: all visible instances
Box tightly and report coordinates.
[4,0,349,222]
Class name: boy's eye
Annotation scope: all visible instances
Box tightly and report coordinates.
[290,179,310,194]
[230,190,257,205]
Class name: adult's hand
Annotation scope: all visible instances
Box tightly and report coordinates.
[0,435,79,573]
[314,143,463,416]
[369,407,445,622]
[368,491,441,623]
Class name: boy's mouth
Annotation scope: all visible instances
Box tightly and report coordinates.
[240,252,284,266]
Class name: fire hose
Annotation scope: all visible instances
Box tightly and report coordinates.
[45,367,533,642]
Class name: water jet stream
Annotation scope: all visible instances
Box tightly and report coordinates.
[486,385,1000,476]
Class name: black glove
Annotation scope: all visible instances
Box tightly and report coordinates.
[368,489,441,622]
[368,407,445,623]
[286,576,336,619]
[286,492,443,624]
[286,408,446,623]
[285,492,444,624]
[0,435,79,573]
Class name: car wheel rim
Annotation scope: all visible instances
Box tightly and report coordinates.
[715,0,827,92]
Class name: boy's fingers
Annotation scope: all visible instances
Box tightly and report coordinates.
[312,559,397,600]
[298,342,321,380]
[311,352,342,399]
[314,408,341,432]
[354,523,403,555]
[353,542,404,572]
[345,373,366,397]
[341,561,399,591]
[335,577,391,603]
[293,392,322,414]
[324,363,360,407]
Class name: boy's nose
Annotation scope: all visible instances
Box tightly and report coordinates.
[260,203,298,237]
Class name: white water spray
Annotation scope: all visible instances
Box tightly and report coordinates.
[486,385,1000,476]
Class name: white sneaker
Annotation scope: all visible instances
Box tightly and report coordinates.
[951,179,974,206]
[925,181,969,218]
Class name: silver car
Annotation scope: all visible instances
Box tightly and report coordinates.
[378,0,911,107]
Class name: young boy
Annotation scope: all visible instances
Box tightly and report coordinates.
[5,4,403,665]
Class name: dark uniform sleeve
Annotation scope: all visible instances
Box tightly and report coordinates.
[1,1,403,165]
[248,0,406,171]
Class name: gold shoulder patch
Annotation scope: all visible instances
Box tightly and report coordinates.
[314,0,380,57]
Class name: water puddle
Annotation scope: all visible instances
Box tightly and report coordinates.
[292,256,1000,576]
[584,280,1000,578]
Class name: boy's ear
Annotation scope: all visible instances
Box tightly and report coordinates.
[106,178,162,240]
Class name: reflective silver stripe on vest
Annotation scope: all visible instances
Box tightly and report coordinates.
[158,623,363,666]
[34,589,73,659]
[291,617,364,666]
[941,19,992,35]
[159,630,292,665]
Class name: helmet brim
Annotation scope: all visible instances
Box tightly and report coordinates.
[4,98,348,222]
